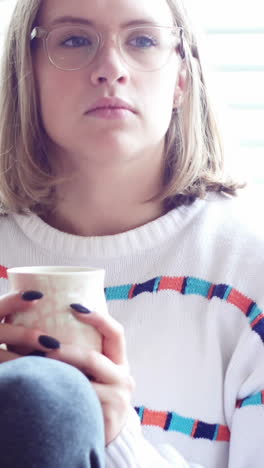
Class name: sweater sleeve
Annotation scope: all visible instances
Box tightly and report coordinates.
[224,329,264,467]
[105,408,203,467]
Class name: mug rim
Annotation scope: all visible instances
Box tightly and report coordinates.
[7,266,104,275]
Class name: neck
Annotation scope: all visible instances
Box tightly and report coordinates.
[44,147,166,236]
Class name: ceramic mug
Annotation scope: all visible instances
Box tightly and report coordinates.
[7,266,108,352]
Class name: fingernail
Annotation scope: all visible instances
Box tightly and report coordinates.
[22,290,43,301]
[70,304,92,314]
[38,335,60,349]
[27,350,47,357]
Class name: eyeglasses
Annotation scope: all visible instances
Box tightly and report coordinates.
[31,24,185,72]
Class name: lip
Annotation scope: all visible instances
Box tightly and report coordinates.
[85,97,136,114]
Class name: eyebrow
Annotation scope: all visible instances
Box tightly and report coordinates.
[49,16,160,28]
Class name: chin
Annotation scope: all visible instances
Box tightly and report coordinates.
[85,133,139,157]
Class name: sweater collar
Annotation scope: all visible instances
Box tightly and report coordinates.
[12,197,206,259]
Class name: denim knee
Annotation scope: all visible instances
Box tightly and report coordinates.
[0,355,102,417]
[0,356,105,468]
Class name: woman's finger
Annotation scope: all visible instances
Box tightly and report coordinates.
[0,290,43,320]
[0,347,21,364]
[48,345,129,384]
[92,377,136,403]
[0,322,60,352]
[70,306,127,366]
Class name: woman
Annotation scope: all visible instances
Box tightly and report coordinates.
[0,0,263,466]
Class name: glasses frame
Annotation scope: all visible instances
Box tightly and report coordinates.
[31,24,185,72]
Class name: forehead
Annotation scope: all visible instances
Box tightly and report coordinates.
[38,0,174,28]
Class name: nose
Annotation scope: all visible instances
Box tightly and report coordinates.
[89,40,129,86]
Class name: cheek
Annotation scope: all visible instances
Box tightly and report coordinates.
[141,72,176,133]
[142,58,178,111]
[34,54,74,115]
[39,74,70,112]
[36,68,78,139]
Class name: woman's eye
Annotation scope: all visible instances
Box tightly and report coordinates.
[129,36,157,48]
[62,36,91,48]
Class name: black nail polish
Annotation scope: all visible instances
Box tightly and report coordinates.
[70,304,92,314]
[38,335,60,349]
[27,350,47,357]
[22,290,43,301]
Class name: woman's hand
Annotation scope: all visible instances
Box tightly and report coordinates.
[47,307,135,445]
[0,291,60,362]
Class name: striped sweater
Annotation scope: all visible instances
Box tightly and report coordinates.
[0,191,264,467]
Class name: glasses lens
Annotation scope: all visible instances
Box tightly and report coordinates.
[120,26,178,71]
[47,25,99,70]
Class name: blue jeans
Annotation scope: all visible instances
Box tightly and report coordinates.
[0,356,105,467]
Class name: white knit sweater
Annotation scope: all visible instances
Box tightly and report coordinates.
[0,191,264,468]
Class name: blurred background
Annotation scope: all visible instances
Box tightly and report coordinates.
[0,0,263,187]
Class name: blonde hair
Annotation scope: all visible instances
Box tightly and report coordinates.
[0,0,242,214]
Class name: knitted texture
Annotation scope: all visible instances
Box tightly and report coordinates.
[0,192,264,467]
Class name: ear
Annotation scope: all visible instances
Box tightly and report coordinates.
[173,65,187,108]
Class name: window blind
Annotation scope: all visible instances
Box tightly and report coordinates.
[196,0,264,183]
